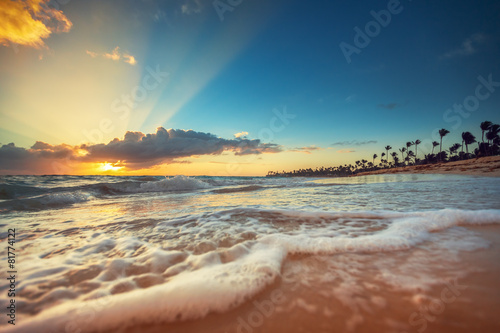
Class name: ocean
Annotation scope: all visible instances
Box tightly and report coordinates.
[1,174,500,333]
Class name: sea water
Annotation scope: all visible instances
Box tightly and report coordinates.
[1,174,499,332]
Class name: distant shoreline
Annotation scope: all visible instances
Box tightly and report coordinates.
[353,155,500,177]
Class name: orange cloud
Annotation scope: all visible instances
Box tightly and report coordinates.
[86,46,137,65]
[103,46,121,61]
[85,50,98,58]
[234,131,249,138]
[0,0,72,49]
[289,146,322,154]
[123,53,137,65]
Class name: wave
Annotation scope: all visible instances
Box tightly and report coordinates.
[0,176,213,212]
[90,175,211,194]
[258,208,500,255]
[0,191,94,212]
[5,208,500,332]
[0,184,48,200]
[211,185,284,194]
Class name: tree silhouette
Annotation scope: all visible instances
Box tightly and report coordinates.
[461,132,476,157]
[480,121,492,143]
[414,139,421,162]
[431,141,439,155]
[399,147,406,164]
[438,129,450,160]
[267,121,499,178]
[391,151,398,166]
[385,145,392,165]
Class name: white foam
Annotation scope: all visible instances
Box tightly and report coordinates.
[4,209,500,332]
[7,243,285,333]
[40,191,94,205]
[139,175,211,192]
[259,209,500,255]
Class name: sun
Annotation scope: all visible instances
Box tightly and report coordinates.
[99,162,124,172]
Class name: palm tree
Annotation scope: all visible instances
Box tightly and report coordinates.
[461,132,476,156]
[399,147,406,162]
[431,141,439,154]
[486,124,500,144]
[405,142,413,163]
[407,150,415,164]
[385,145,392,163]
[391,151,398,166]
[449,143,461,158]
[480,121,492,142]
[414,139,421,162]
[438,128,450,159]
[373,154,378,164]
[486,125,500,155]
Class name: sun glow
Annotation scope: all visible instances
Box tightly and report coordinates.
[99,162,124,172]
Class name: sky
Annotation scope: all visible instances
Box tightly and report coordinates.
[0,0,499,176]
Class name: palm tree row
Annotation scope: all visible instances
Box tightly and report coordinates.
[267,120,500,177]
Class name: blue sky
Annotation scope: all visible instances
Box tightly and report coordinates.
[0,0,499,175]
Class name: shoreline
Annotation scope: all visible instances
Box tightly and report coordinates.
[353,155,500,178]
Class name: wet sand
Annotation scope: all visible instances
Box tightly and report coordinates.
[355,156,500,178]
[124,225,500,333]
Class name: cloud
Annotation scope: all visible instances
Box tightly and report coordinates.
[0,141,78,173]
[331,140,377,147]
[234,131,249,139]
[0,0,72,49]
[123,54,137,65]
[345,94,356,103]
[86,46,137,66]
[0,128,283,173]
[441,33,486,59]
[377,103,400,110]
[85,50,98,58]
[181,0,203,15]
[103,47,121,61]
[152,10,167,22]
[337,149,355,154]
[289,146,322,154]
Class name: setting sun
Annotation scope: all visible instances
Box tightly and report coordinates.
[99,162,124,172]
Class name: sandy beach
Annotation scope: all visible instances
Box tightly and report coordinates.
[354,156,500,177]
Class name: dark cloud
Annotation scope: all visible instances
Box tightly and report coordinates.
[0,142,76,173]
[377,103,400,110]
[0,127,282,173]
[330,140,377,147]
